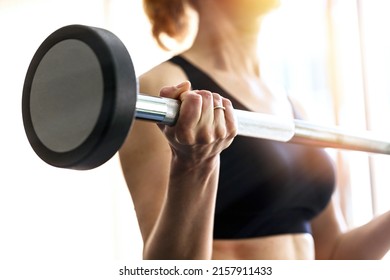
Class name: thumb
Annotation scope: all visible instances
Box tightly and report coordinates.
[159,81,191,100]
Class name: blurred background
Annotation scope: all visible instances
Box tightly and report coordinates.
[1,0,390,271]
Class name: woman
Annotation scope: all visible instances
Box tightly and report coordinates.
[119,0,390,259]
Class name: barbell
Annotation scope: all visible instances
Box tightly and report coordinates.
[22,25,390,170]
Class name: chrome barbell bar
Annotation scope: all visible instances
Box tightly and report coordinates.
[135,94,390,155]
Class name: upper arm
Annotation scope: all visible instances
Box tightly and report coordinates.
[311,194,348,259]
[118,61,188,242]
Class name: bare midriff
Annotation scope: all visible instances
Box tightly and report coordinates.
[212,233,315,260]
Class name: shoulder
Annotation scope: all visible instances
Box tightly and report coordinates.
[139,58,189,96]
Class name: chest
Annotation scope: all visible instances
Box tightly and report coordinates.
[210,72,293,118]
[170,56,336,237]
[216,136,336,216]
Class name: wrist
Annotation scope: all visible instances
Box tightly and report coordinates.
[171,153,220,175]
[167,153,220,198]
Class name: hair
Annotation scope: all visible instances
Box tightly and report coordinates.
[143,0,193,50]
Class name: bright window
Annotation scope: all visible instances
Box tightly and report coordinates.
[260,0,390,232]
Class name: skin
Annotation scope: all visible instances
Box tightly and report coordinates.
[119,0,390,259]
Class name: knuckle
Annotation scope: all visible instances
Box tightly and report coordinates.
[228,125,238,139]
[215,126,227,139]
[222,97,233,108]
[198,90,213,100]
[213,92,222,103]
[184,91,202,103]
[175,129,195,145]
[195,128,215,144]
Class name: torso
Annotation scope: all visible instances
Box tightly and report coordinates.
[212,234,315,260]
[207,72,323,258]
[138,55,336,259]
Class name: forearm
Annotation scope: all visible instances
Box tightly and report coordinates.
[331,211,390,259]
[143,156,220,260]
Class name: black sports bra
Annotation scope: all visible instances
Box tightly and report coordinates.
[169,56,336,239]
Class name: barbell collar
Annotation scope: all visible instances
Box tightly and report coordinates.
[135,94,181,125]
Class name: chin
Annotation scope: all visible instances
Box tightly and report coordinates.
[213,0,280,20]
[232,0,281,18]
[254,0,280,15]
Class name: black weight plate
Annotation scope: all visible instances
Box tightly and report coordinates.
[22,25,137,170]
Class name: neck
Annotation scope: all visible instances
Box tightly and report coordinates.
[187,4,263,77]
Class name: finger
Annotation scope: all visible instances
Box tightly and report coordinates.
[196,90,214,124]
[212,93,227,139]
[177,91,202,128]
[159,81,191,99]
[172,91,203,144]
[222,97,238,140]
[194,90,215,143]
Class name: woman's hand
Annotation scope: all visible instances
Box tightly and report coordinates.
[158,81,237,167]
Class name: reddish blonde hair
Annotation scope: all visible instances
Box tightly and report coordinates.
[143,0,192,50]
